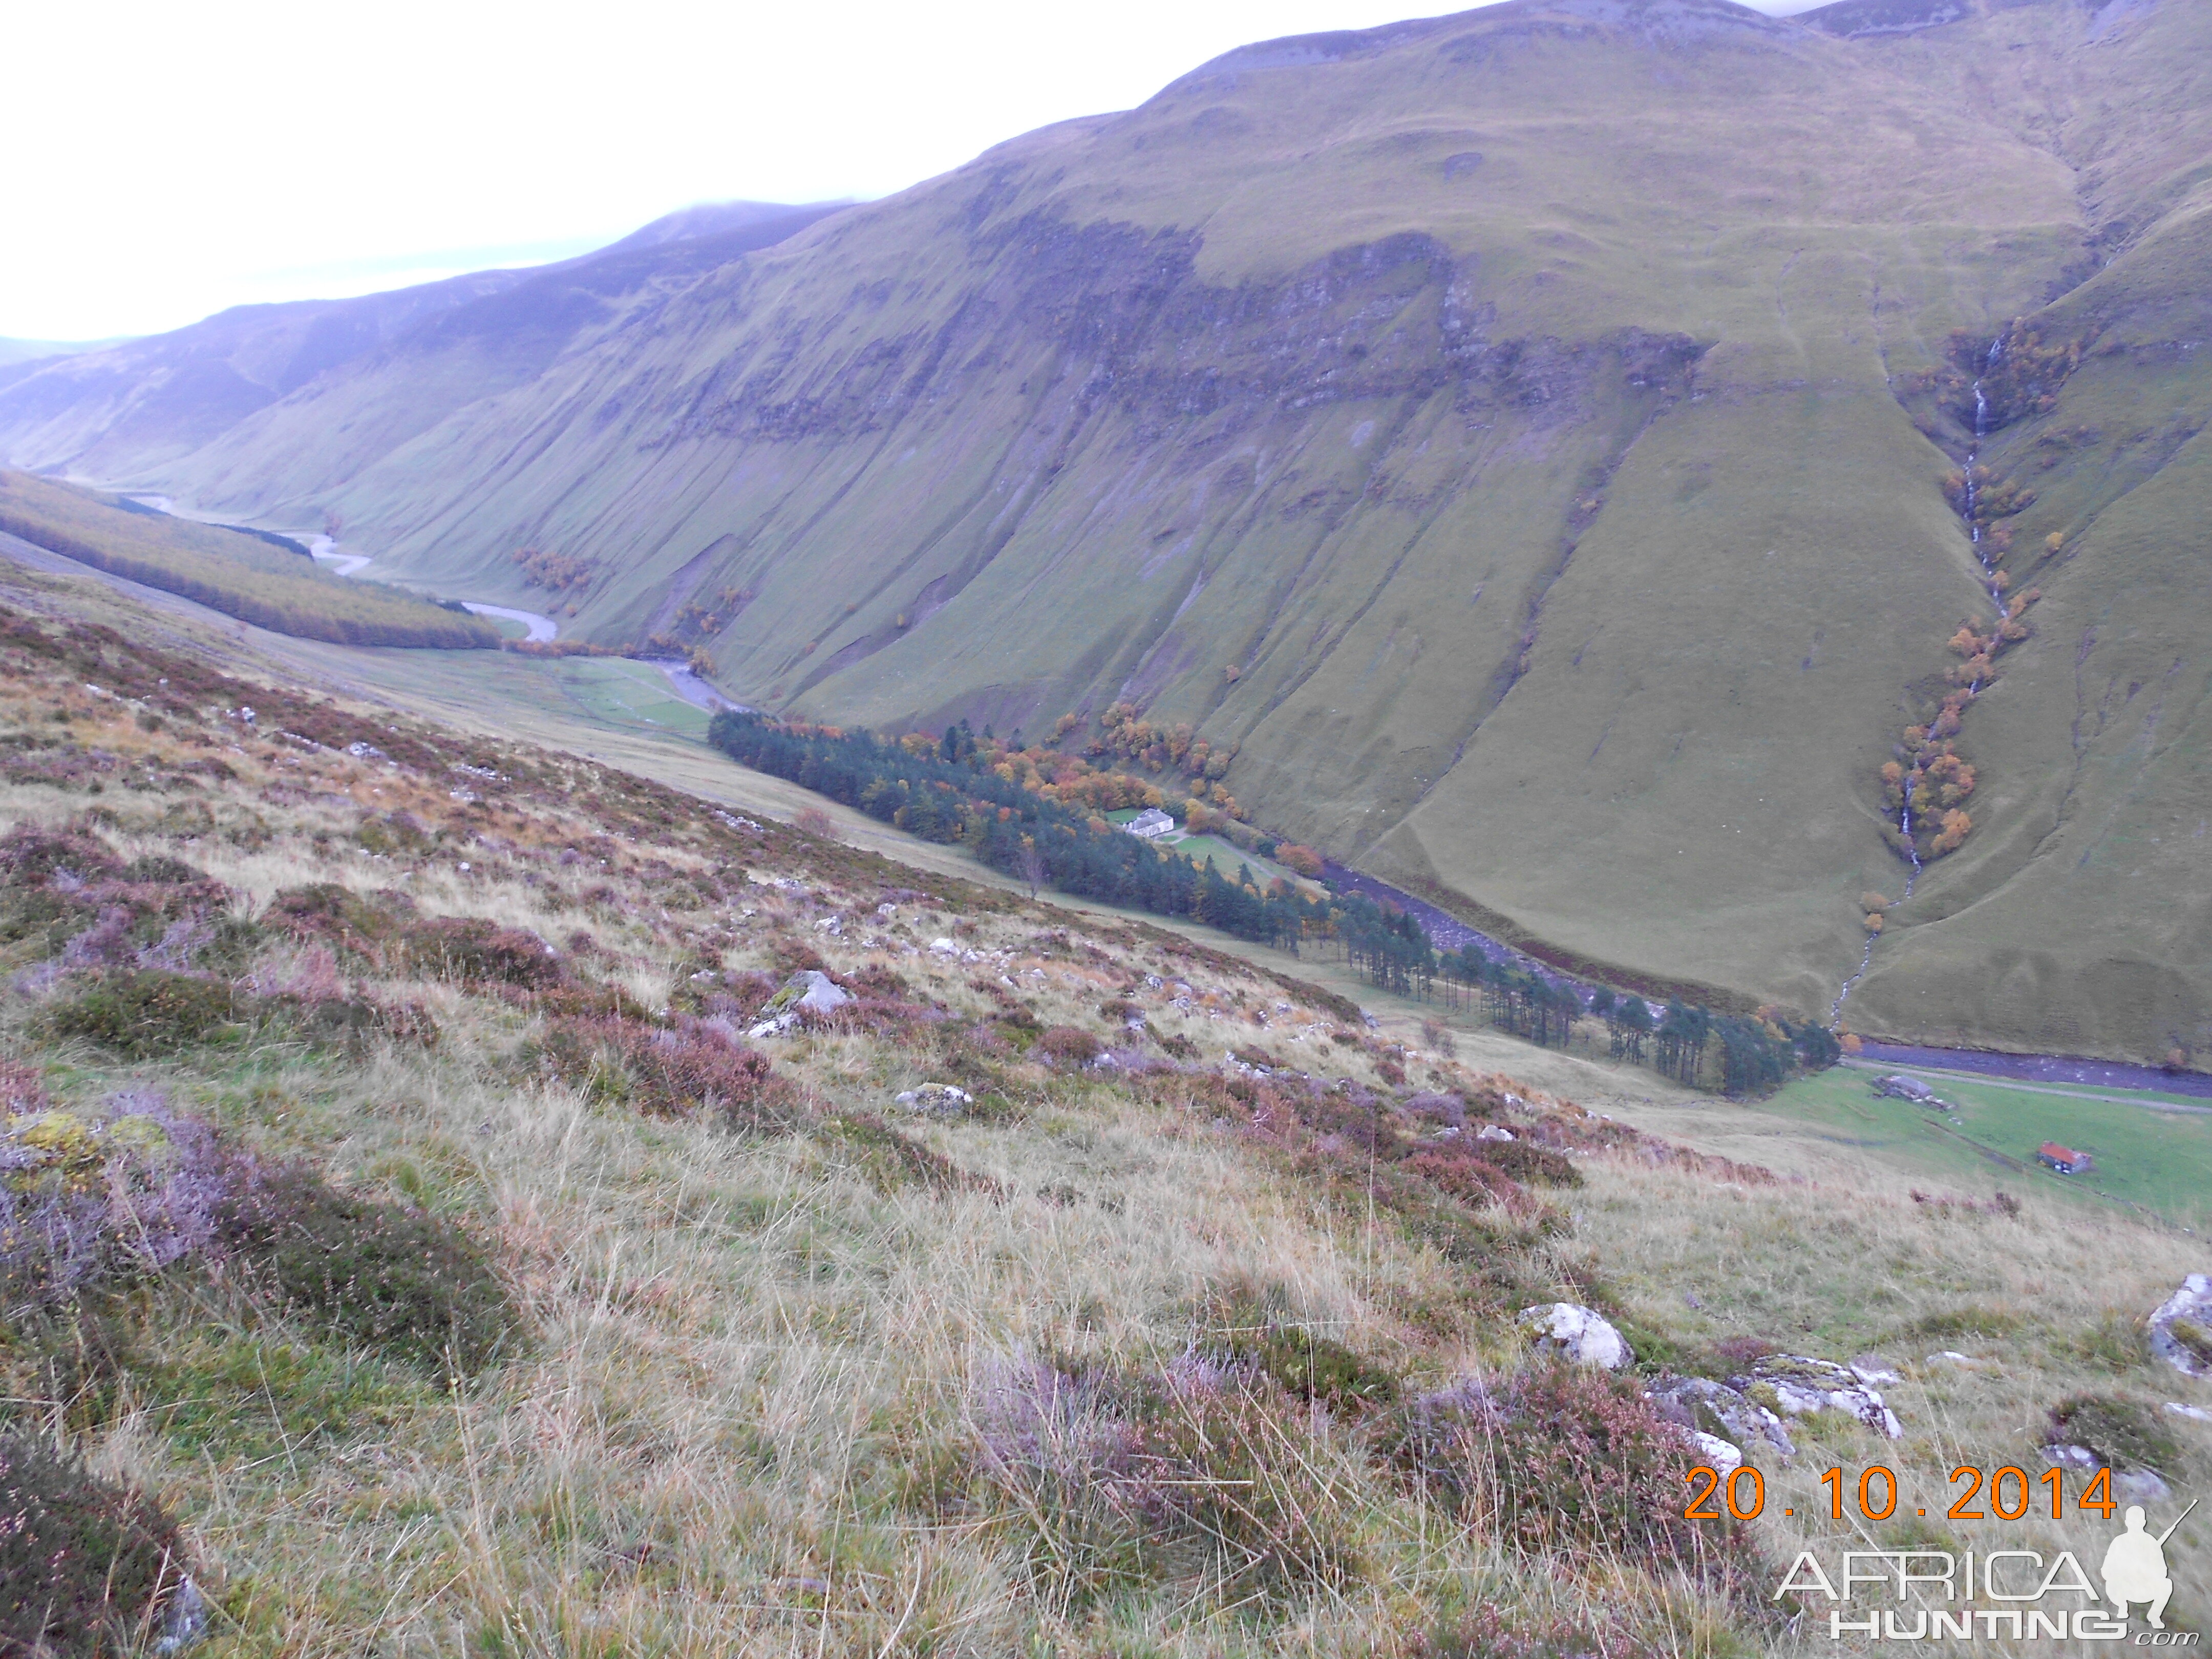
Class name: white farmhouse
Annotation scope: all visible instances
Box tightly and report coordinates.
[1123,807,1177,840]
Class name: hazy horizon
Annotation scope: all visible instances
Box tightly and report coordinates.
[8,0,1830,343]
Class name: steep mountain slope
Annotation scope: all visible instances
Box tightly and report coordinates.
[10,0,2209,1063]
[0,201,839,488]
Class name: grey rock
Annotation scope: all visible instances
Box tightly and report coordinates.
[747,969,853,1037]
[1693,1430,1743,1472]
[2163,1401,2212,1424]
[1476,1124,1516,1143]
[1736,1355,1902,1438]
[896,1081,974,1116]
[2045,1442,2099,1473]
[2148,1274,2212,1377]
[1648,1374,1797,1460]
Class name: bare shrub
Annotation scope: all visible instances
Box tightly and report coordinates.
[793,805,835,838]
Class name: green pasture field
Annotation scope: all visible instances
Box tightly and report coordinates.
[1759,1062,2212,1228]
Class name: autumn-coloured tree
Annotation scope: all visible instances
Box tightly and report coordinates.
[1275,843,1325,879]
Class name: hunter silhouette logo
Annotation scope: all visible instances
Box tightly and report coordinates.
[2104,1501,2196,1631]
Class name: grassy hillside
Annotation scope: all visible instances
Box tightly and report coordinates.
[2,0,2208,1066]
[0,472,498,648]
[2,577,2208,1654]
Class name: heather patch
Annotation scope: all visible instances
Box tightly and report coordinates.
[1385,1363,1766,1599]
[533,1013,795,1131]
[214,1160,517,1374]
[0,1430,192,1658]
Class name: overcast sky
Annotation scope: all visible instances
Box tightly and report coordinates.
[6,0,1826,343]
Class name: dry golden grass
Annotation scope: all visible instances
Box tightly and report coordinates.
[2,593,2206,1656]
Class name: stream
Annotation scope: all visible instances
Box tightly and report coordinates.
[117,493,746,708]
[1831,339,2007,1027]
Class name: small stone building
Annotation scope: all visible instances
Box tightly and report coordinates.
[2037,1142,2094,1175]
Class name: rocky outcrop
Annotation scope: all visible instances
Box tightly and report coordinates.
[1647,1375,1797,1464]
[1733,1355,1903,1439]
[896,1082,975,1117]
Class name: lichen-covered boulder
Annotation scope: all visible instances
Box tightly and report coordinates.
[1735,1355,1902,1438]
[1517,1303,1632,1370]
[896,1082,974,1117]
[1647,1374,1797,1461]
[748,970,852,1037]
[2149,1274,2212,1378]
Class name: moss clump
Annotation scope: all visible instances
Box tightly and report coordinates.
[47,971,243,1057]
[1239,1326,1401,1410]
[0,1430,189,1656]
[218,1164,517,1373]
[1190,1282,1400,1410]
[2048,1394,2181,1472]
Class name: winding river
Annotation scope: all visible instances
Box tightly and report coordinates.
[119,495,744,710]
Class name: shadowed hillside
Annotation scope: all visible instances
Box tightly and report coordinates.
[2,0,2207,1066]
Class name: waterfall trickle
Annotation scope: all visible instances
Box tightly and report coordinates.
[1838,341,2006,1027]
[1963,336,2005,603]
[1834,775,1924,1024]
